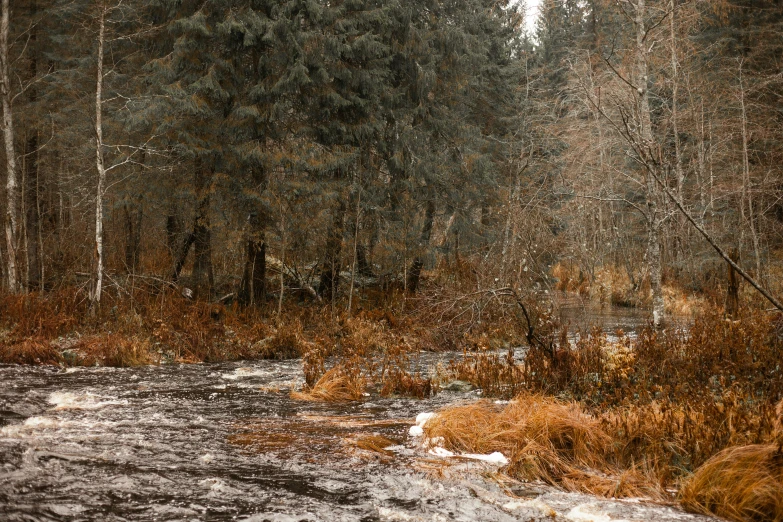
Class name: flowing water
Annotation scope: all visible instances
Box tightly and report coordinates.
[1,306,714,522]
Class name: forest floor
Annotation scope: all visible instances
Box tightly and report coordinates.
[1,274,782,522]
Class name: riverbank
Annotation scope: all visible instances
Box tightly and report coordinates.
[0,358,717,522]
[2,285,781,521]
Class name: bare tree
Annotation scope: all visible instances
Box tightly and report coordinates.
[1,0,19,293]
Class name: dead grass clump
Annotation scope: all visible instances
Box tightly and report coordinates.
[448,349,525,399]
[71,335,156,367]
[422,394,645,497]
[680,444,783,522]
[590,265,635,307]
[353,434,398,456]
[291,365,366,402]
[380,367,433,398]
[257,322,306,360]
[561,467,661,500]
[552,261,589,294]
[0,338,62,365]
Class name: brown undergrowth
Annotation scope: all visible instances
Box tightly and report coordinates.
[292,315,436,401]
[422,395,663,499]
[290,365,366,402]
[441,303,783,520]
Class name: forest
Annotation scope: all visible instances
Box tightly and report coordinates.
[1,1,783,521]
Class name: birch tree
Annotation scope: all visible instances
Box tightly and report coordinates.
[92,0,106,306]
[1,0,18,293]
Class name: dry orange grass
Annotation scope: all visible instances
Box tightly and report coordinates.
[353,434,398,456]
[0,338,62,365]
[680,444,783,522]
[71,335,156,367]
[291,365,366,402]
[256,321,307,360]
[422,394,660,498]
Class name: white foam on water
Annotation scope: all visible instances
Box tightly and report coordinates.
[220,367,271,380]
[48,391,124,410]
[199,453,215,464]
[199,477,241,495]
[0,416,64,437]
[503,498,558,517]
[566,503,629,522]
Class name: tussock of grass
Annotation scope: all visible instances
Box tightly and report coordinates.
[291,365,365,402]
[680,444,783,522]
[71,335,156,367]
[422,394,660,498]
[0,338,62,365]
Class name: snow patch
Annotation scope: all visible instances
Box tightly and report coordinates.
[461,451,508,465]
[408,425,424,437]
[428,446,455,457]
[408,411,435,437]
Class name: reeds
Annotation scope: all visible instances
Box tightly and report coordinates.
[290,365,366,402]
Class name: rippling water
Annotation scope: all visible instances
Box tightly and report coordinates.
[1,314,713,521]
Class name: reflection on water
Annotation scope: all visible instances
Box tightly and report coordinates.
[554,292,653,335]
[0,348,712,521]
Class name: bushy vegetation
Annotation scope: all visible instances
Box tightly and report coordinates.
[438,300,783,520]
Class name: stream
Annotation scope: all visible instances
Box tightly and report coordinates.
[1,305,714,522]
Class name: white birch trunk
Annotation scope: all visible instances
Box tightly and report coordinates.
[1,0,19,293]
[93,2,106,305]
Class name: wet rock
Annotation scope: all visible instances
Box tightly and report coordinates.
[441,380,475,393]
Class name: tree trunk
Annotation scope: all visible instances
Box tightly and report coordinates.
[669,0,685,262]
[192,157,213,299]
[166,199,183,260]
[25,1,40,291]
[635,0,665,327]
[92,1,106,306]
[239,211,266,306]
[406,199,434,295]
[170,232,195,284]
[347,187,361,315]
[24,134,41,291]
[1,0,19,293]
[726,248,740,318]
[738,63,762,281]
[123,197,143,274]
[239,166,267,306]
[318,198,346,301]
